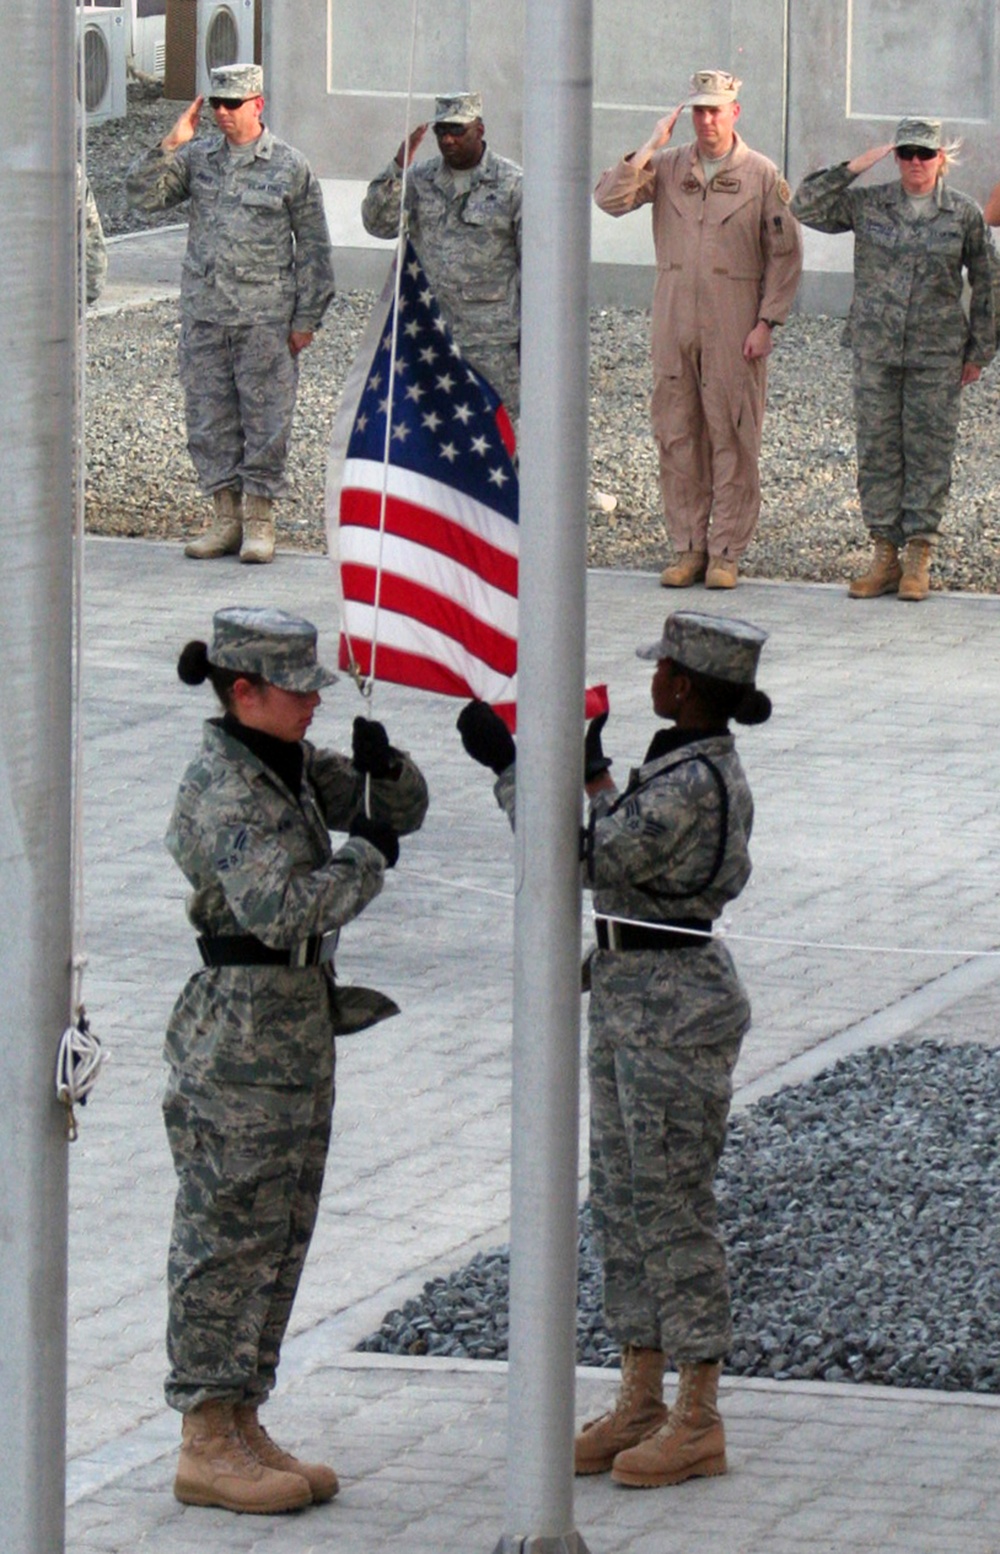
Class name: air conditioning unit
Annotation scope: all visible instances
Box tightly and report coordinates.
[196,0,255,100]
[79,7,128,126]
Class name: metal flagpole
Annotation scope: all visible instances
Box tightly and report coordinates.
[0,2,76,1551]
[493,0,594,1549]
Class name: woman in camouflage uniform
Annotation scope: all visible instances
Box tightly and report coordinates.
[163,606,428,1515]
[792,117,996,602]
[457,610,770,1490]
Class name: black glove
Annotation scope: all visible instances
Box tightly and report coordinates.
[352,716,397,778]
[457,700,516,775]
[348,813,400,868]
[584,712,613,782]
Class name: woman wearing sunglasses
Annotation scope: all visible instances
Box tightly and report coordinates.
[791,118,996,601]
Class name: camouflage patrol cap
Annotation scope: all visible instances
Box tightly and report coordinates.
[892,117,941,151]
[209,62,264,99]
[209,606,337,691]
[431,91,483,125]
[637,611,767,684]
[687,70,742,107]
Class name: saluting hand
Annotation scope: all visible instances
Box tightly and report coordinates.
[162,96,203,153]
[634,105,685,168]
[846,143,895,177]
[395,123,429,169]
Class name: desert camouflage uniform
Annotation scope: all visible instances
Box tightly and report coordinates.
[498,728,753,1361]
[127,129,335,498]
[361,148,522,413]
[162,717,427,1412]
[792,162,996,545]
[80,171,107,305]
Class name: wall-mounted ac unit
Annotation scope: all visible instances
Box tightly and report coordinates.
[196,0,255,100]
[79,7,128,126]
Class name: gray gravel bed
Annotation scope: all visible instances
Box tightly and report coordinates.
[357,1041,1000,1393]
[83,87,1000,589]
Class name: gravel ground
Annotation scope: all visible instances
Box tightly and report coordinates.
[84,86,1000,590]
[358,1040,1000,1393]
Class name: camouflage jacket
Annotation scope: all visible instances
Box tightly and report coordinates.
[791,162,996,366]
[81,171,107,305]
[126,127,335,330]
[164,719,428,1084]
[361,147,522,355]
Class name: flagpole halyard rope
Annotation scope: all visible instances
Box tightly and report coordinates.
[366,0,422,712]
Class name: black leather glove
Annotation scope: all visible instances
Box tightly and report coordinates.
[352,716,397,778]
[348,813,400,868]
[584,712,612,782]
[457,700,516,775]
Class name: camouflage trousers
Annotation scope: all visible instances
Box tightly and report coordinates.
[177,317,300,500]
[587,947,750,1363]
[162,1066,335,1413]
[464,340,520,419]
[853,355,964,546]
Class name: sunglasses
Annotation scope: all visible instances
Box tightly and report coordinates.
[433,122,472,139]
[895,145,937,161]
[209,96,249,110]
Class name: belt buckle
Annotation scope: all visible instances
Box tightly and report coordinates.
[598,917,623,951]
[289,940,311,968]
[317,930,339,966]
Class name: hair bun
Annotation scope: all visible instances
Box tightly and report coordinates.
[734,686,772,726]
[177,640,210,686]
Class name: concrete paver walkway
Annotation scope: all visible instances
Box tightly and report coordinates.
[64,534,1000,1552]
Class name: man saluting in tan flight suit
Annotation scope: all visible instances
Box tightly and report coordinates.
[595,70,803,590]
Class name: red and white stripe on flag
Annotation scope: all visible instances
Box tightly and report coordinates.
[325,241,607,729]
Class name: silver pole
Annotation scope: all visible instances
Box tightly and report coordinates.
[493,0,594,1549]
[0,2,76,1551]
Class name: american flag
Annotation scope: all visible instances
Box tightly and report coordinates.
[326,241,521,720]
[326,241,607,728]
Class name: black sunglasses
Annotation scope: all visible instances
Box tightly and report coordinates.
[433,122,472,139]
[895,145,937,161]
[209,96,248,110]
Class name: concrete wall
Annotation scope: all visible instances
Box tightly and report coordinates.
[262,0,1000,314]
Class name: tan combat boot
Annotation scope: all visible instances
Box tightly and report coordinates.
[705,556,738,589]
[898,538,932,602]
[184,487,243,559]
[574,1346,670,1475]
[660,551,707,588]
[848,536,901,598]
[611,1360,727,1487]
[241,493,276,564]
[235,1403,339,1504]
[173,1399,312,1513]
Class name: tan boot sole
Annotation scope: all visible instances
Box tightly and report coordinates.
[173,1473,311,1513]
[611,1450,728,1488]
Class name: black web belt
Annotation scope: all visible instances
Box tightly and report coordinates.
[197,934,333,968]
[594,916,714,952]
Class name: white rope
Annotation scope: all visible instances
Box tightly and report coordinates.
[400,873,1000,959]
[59,5,106,1138]
[351,0,422,712]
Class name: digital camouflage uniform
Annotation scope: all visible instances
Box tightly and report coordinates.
[81,170,107,305]
[127,128,335,499]
[594,135,802,560]
[792,163,996,545]
[496,730,753,1363]
[163,718,428,1412]
[361,147,522,413]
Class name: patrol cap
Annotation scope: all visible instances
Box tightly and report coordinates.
[892,116,941,151]
[431,90,483,125]
[208,606,337,692]
[687,69,741,107]
[209,62,264,99]
[636,611,767,685]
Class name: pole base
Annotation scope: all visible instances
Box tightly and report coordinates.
[491,1536,592,1553]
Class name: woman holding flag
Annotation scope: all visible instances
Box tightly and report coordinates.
[457,609,771,1490]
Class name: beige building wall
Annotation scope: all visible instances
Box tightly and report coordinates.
[261,0,1000,314]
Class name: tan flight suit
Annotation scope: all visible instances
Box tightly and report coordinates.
[595,135,802,559]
